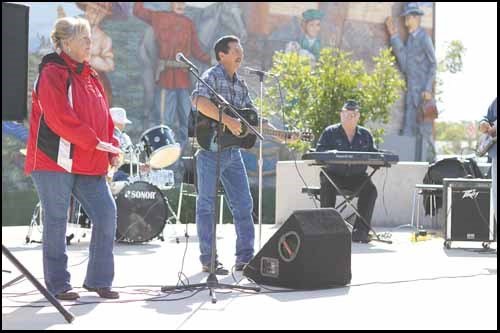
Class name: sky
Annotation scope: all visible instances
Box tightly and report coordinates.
[435,2,497,122]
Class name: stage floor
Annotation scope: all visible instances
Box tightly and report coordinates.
[2,224,497,330]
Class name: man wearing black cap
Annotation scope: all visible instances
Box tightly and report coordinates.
[316,100,379,243]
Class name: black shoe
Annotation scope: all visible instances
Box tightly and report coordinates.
[352,229,371,243]
[202,261,229,275]
[234,262,248,272]
[55,290,80,301]
[83,284,120,299]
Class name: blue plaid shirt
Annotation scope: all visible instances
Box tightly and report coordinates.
[192,63,254,110]
[481,97,497,158]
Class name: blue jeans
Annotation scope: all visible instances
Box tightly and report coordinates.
[153,87,191,152]
[31,171,117,295]
[196,148,255,266]
[492,156,497,222]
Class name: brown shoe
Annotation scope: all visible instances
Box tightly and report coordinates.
[201,261,229,275]
[55,290,80,301]
[83,284,120,299]
[234,262,248,272]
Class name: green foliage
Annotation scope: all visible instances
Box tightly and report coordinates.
[435,40,466,104]
[440,40,466,74]
[435,120,478,155]
[262,47,404,150]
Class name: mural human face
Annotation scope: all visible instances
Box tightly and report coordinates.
[65,30,92,63]
[84,3,109,26]
[304,19,321,39]
[404,15,420,32]
[219,41,244,73]
[171,2,185,15]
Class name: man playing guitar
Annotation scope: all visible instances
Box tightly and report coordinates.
[192,35,297,275]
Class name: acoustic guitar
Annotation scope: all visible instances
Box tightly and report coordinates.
[196,105,314,152]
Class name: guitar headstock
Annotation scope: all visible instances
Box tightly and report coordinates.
[299,129,315,143]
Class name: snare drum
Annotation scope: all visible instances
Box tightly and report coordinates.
[140,125,181,169]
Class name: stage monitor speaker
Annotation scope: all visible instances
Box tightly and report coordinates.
[443,178,495,244]
[2,2,30,121]
[243,208,351,289]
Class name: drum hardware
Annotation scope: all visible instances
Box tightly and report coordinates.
[66,197,92,244]
[25,197,92,245]
[25,202,43,244]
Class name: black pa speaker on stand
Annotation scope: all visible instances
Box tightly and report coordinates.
[244,208,352,289]
[2,2,29,121]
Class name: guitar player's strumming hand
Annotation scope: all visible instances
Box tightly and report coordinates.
[479,121,496,136]
[223,115,242,136]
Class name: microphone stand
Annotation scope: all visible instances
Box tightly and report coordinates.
[256,71,265,250]
[161,64,261,303]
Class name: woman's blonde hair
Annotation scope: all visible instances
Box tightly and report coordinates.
[50,17,90,51]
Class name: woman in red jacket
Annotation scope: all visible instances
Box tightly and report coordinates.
[25,17,121,300]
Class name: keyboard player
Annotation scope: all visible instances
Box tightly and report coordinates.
[316,100,378,243]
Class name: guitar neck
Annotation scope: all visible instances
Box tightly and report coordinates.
[263,128,295,140]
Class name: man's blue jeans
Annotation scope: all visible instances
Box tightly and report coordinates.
[31,171,117,295]
[492,156,497,223]
[195,148,255,266]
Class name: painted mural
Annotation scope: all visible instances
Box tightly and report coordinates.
[3,2,435,194]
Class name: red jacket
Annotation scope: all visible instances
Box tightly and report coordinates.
[133,2,211,89]
[24,52,118,176]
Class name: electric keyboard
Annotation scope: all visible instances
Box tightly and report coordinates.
[302,150,399,167]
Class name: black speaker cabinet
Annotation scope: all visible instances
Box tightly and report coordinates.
[442,178,495,248]
[2,2,30,121]
[243,209,351,289]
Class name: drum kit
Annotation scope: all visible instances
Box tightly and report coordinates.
[26,125,183,245]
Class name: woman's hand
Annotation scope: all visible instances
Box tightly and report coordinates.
[96,140,122,154]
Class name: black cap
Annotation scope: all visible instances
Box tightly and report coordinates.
[342,100,360,111]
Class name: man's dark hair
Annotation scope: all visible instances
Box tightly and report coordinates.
[214,35,240,61]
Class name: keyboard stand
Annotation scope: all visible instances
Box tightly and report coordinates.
[319,167,392,244]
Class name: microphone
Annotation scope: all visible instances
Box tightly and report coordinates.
[243,67,276,77]
[175,52,198,72]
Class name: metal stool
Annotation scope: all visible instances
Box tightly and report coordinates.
[301,186,357,223]
[301,186,321,201]
[411,184,443,230]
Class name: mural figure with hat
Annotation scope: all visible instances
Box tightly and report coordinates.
[386,2,437,161]
[133,2,212,182]
[77,2,116,105]
[285,8,325,64]
[133,3,211,149]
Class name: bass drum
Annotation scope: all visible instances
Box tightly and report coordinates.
[115,181,167,243]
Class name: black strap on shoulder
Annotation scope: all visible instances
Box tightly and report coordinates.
[35,52,72,95]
